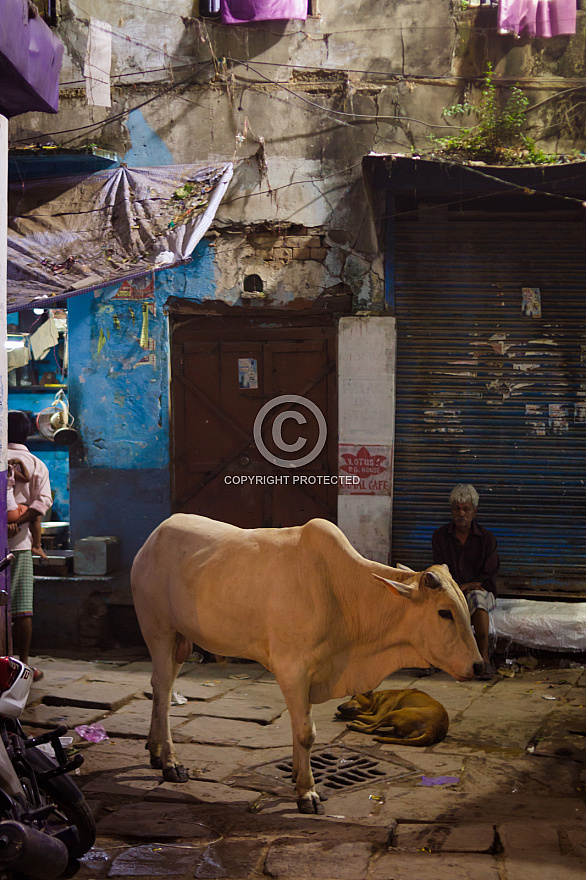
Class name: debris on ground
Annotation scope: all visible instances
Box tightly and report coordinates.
[74,722,109,742]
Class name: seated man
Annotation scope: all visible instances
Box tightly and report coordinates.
[432,483,499,680]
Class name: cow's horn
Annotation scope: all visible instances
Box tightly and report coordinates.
[372,573,416,598]
[395,563,415,572]
[422,571,442,589]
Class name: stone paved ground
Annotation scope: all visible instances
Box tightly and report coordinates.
[22,655,586,880]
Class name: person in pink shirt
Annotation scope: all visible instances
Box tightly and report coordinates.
[7,459,47,558]
[7,411,53,681]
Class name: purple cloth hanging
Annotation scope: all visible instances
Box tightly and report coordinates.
[498,0,576,38]
[221,0,308,25]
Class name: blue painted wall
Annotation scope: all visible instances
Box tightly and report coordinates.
[67,242,217,567]
[7,396,70,522]
[123,110,175,167]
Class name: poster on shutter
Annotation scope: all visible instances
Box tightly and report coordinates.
[238,358,258,389]
[549,403,569,433]
[522,287,541,317]
[338,445,392,495]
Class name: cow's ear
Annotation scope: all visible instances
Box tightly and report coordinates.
[372,573,416,598]
[422,571,442,589]
[395,563,415,572]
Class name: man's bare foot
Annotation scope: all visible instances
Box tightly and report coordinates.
[32,546,48,559]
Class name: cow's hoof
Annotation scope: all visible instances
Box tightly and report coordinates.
[163,764,189,783]
[297,793,325,815]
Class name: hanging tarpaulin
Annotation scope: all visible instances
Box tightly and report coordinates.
[7,162,233,312]
[498,0,576,37]
[221,0,308,25]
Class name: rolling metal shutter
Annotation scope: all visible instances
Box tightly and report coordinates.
[391,215,586,584]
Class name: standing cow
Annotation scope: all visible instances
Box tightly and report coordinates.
[131,515,483,814]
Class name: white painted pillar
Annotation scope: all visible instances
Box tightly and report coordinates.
[337,316,396,563]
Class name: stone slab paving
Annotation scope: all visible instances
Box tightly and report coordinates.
[42,678,143,711]
[195,838,269,879]
[109,843,205,877]
[21,701,108,729]
[499,821,584,880]
[103,699,186,738]
[31,655,98,681]
[82,765,164,797]
[447,681,573,749]
[144,779,256,807]
[393,821,496,852]
[264,839,373,879]
[460,753,580,797]
[371,852,501,879]
[96,803,219,839]
[171,708,345,750]
[44,655,586,880]
[78,736,153,773]
[172,715,281,747]
[178,690,286,724]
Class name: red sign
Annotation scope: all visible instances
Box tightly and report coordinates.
[338,444,393,495]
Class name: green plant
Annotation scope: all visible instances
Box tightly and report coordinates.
[431,65,556,164]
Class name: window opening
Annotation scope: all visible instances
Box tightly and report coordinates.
[243,274,264,293]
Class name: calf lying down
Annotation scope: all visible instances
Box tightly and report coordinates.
[336,688,449,746]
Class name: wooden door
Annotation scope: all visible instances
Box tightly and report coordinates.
[171,316,337,528]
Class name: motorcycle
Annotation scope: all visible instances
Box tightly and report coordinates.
[0,553,96,878]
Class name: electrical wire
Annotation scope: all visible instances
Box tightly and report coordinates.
[9,68,207,145]
[59,63,196,88]
[221,160,363,205]
[230,63,460,129]
[68,1,204,65]
[58,6,586,87]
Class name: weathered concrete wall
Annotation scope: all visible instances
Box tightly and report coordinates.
[10,0,586,586]
[67,244,218,565]
[9,1,586,309]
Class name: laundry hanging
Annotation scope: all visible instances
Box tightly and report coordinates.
[498,0,576,38]
[221,0,308,25]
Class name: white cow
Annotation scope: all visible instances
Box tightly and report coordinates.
[131,515,483,813]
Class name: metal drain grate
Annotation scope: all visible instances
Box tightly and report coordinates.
[256,747,402,793]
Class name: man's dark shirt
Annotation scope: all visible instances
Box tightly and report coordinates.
[432,520,500,596]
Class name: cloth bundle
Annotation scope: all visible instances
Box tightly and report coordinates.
[498,0,576,38]
[221,0,308,24]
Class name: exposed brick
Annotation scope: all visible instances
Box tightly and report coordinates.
[272,247,293,260]
[310,247,328,260]
[283,235,314,248]
[252,248,274,260]
[252,234,281,246]
[291,247,312,260]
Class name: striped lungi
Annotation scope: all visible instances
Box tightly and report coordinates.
[10,550,34,618]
